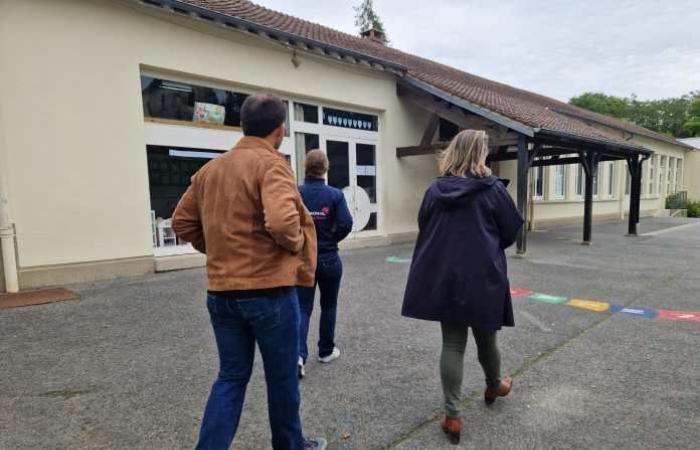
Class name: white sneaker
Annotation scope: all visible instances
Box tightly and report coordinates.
[318,347,340,364]
[298,357,305,379]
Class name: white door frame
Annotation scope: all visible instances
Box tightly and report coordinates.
[321,133,381,237]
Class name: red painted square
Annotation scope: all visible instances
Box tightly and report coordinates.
[658,309,700,323]
[510,288,533,299]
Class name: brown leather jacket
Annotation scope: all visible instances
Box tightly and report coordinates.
[172,136,317,291]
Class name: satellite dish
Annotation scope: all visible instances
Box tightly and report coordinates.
[342,186,372,232]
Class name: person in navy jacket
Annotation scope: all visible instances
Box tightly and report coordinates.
[297,150,353,378]
[401,130,524,444]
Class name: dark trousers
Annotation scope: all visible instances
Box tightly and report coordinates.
[195,290,304,450]
[297,252,343,362]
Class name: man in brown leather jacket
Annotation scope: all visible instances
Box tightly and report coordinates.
[173,93,325,450]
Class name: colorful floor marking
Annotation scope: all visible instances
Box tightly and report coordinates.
[657,309,700,323]
[610,304,657,319]
[528,293,568,304]
[386,256,412,264]
[510,288,533,299]
[386,260,699,324]
[567,299,610,312]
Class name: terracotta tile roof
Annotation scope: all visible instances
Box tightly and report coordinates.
[159,0,690,152]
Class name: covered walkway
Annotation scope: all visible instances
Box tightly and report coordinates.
[396,77,653,254]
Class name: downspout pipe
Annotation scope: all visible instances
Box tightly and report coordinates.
[0,185,19,293]
[0,87,19,293]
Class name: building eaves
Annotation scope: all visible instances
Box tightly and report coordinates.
[136,0,408,74]
[130,0,679,155]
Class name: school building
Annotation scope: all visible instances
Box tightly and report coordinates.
[0,0,697,292]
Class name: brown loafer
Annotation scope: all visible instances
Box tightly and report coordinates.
[484,377,512,405]
[440,417,463,445]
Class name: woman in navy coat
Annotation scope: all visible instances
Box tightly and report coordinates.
[401,130,523,444]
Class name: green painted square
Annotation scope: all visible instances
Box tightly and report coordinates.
[528,293,568,304]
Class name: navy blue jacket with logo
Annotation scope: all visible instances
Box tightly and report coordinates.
[299,177,354,254]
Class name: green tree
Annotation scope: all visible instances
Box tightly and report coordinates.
[569,92,630,118]
[354,0,388,43]
[683,94,700,135]
[569,91,700,138]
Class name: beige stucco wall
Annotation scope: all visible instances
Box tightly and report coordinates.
[0,0,435,278]
[685,151,700,201]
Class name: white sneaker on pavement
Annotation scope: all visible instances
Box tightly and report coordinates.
[298,357,305,379]
[318,347,340,364]
[304,437,327,450]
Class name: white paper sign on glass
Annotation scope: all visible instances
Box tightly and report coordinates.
[356,165,376,176]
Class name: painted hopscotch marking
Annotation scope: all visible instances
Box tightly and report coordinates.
[386,256,412,264]
[510,288,533,299]
[567,299,610,312]
[610,305,657,319]
[528,293,568,304]
[657,309,700,323]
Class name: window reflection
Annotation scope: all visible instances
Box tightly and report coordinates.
[141,76,248,128]
[326,141,350,189]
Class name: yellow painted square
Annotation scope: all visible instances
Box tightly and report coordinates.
[567,299,610,312]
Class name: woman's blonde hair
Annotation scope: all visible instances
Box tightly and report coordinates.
[439,129,492,177]
[304,149,329,177]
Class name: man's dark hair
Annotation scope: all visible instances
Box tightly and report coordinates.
[240,93,286,137]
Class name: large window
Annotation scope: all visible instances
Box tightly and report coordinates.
[356,143,377,203]
[667,157,675,194]
[147,146,223,220]
[575,164,584,197]
[658,156,666,194]
[531,166,545,198]
[326,140,351,190]
[141,76,248,128]
[676,159,683,192]
[593,164,601,197]
[649,156,657,195]
[294,133,320,183]
[607,162,616,197]
[554,165,566,198]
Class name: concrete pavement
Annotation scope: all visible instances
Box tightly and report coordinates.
[1,217,699,449]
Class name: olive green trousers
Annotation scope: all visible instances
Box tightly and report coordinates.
[440,323,501,418]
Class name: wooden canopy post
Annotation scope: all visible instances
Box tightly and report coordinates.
[627,155,644,236]
[581,151,600,245]
[516,135,529,255]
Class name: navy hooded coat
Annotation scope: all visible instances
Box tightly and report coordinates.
[401,175,524,330]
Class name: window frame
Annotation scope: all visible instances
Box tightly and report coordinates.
[553,165,567,199]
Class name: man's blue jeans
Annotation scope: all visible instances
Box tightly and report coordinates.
[195,289,304,450]
[297,252,343,362]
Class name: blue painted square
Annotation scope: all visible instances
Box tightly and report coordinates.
[610,304,657,319]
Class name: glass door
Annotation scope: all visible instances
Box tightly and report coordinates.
[353,141,378,232]
[322,137,379,234]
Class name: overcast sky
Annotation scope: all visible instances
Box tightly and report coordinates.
[256,0,700,102]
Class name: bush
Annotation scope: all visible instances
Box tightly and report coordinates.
[688,201,700,218]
